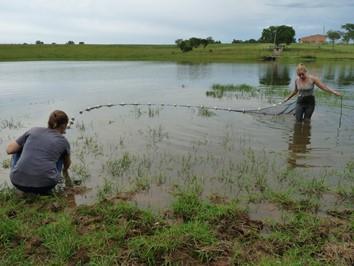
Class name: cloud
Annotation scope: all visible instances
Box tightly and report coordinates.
[0,0,352,43]
[266,0,354,8]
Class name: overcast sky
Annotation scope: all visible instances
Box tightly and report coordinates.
[0,0,353,44]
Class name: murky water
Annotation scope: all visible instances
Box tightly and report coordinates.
[0,61,353,207]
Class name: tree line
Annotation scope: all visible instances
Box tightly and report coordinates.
[33,40,85,45]
[176,23,354,52]
[327,23,354,47]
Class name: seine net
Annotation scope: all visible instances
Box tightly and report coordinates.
[242,101,296,115]
[79,101,297,116]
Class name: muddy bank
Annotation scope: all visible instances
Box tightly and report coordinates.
[0,187,353,265]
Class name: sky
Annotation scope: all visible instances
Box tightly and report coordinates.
[0,0,353,44]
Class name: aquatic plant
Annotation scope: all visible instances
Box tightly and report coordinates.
[198,106,215,117]
[71,164,90,182]
[206,83,258,98]
[0,119,24,130]
[2,159,10,169]
[148,107,160,118]
[106,152,132,177]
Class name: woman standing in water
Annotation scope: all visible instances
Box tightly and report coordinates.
[6,110,72,194]
[284,63,342,122]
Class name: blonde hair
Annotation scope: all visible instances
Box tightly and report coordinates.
[296,63,307,74]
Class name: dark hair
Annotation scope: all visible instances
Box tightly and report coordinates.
[48,110,69,129]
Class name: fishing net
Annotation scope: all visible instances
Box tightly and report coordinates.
[243,101,296,115]
[78,101,297,116]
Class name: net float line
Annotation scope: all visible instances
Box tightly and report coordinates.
[66,101,296,129]
[78,101,296,115]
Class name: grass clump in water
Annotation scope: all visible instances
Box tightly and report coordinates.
[198,106,215,117]
[206,83,258,98]
[106,152,132,177]
[2,158,10,169]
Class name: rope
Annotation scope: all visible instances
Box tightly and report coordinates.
[339,96,343,128]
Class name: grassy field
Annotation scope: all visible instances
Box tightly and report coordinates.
[0,183,353,265]
[0,43,354,62]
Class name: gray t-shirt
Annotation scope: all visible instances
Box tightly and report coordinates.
[10,127,70,187]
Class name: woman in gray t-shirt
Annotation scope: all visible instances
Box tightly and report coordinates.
[6,110,72,194]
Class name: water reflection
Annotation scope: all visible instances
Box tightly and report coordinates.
[176,63,211,80]
[337,65,354,85]
[287,122,312,168]
[323,65,336,81]
[259,63,291,86]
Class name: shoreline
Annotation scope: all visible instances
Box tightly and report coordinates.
[0,185,353,265]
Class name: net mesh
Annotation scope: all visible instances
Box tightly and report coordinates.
[244,101,296,115]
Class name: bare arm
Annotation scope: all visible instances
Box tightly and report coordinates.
[313,77,342,96]
[63,154,72,187]
[284,86,298,102]
[6,141,22,155]
[63,154,71,171]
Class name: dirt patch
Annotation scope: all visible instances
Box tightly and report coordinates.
[323,217,353,242]
[327,209,353,220]
[215,211,263,241]
[69,247,90,266]
[231,239,275,264]
[24,236,50,261]
[209,194,229,204]
[74,215,104,235]
[6,209,17,219]
[319,242,354,265]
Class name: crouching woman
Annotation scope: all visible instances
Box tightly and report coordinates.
[6,110,72,194]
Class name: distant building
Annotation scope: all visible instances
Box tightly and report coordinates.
[299,34,327,44]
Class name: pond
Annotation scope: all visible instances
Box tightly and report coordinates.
[0,61,353,209]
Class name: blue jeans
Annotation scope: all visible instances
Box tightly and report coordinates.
[11,151,63,172]
[295,95,315,122]
[11,151,63,195]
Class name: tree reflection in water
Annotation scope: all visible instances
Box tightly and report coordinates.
[259,63,291,86]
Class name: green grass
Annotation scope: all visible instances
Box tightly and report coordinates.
[1,43,353,62]
[0,186,353,265]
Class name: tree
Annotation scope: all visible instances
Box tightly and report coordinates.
[175,39,183,46]
[327,30,341,48]
[245,39,257,43]
[189,37,202,48]
[259,25,296,46]
[179,40,193,52]
[232,39,243,43]
[175,37,215,52]
[341,23,354,43]
[66,40,75,45]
